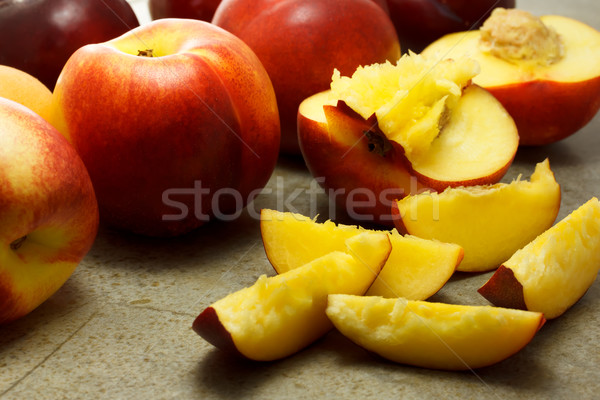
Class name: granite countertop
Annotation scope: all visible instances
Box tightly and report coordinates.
[2,1,599,399]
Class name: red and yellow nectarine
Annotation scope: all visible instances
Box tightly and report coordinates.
[51,19,280,236]
[0,98,98,324]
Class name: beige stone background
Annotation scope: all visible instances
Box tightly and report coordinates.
[1,1,599,399]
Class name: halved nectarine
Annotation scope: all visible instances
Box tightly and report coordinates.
[298,52,519,224]
[392,159,560,272]
[326,294,545,370]
[260,208,462,300]
[479,197,600,319]
[422,8,600,145]
[192,232,390,361]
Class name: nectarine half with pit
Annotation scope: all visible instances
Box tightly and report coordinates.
[479,197,600,319]
[422,8,600,145]
[192,232,390,361]
[298,53,519,224]
[260,208,462,300]
[326,294,545,370]
[392,159,561,272]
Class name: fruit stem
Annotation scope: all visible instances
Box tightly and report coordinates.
[137,49,154,57]
[10,236,27,251]
[365,129,392,157]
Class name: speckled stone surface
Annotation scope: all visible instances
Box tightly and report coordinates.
[2,1,599,399]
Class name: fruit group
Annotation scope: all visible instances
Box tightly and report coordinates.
[423,8,600,145]
[385,0,515,53]
[479,197,600,319]
[149,0,222,21]
[260,208,462,300]
[0,65,53,123]
[393,159,561,272]
[51,19,280,237]
[213,0,401,153]
[0,0,139,90]
[193,232,391,361]
[326,294,545,370]
[298,53,519,224]
[0,98,99,324]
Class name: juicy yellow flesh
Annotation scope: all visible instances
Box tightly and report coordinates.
[423,15,600,85]
[365,233,461,299]
[505,197,600,319]
[298,90,336,124]
[409,84,518,181]
[396,159,561,272]
[326,294,543,370]
[479,8,564,66]
[261,209,462,300]
[212,232,390,361]
[329,53,480,158]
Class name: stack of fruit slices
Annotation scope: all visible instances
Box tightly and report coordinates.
[192,169,600,370]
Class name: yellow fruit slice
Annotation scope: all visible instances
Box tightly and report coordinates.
[326,294,545,370]
[260,209,462,300]
[192,232,390,361]
[479,197,600,319]
[393,159,560,272]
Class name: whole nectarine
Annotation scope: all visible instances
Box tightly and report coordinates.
[51,19,280,236]
[213,0,401,154]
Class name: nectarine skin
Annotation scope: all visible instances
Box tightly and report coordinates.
[192,307,244,358]
[213,0,401,154]
[0,0,139,90]
[299,101,427,224]
[0,98,99,324]
[150,0,222,21]
[478,266,527,311]
[487,77,600,146]
[52,19,280,236]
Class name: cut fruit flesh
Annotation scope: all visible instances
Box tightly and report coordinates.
[479,197,600,319]
[260,208,462,300]
[422,14,600,86]
[326,294,545,370]
[406,84,518,186]
[192,232,390,361]
[329,54,480,159]
[301,84,518,189]
[393,159,561,272]
[421,11,600,145]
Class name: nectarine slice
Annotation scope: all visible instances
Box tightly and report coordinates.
[326,294,545,370]
[260,208,462,300]
[423,8,600,145]
[298,53,519,224]
[479,197,600,319]
[393,159,561,272]
[192,232,391,361]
